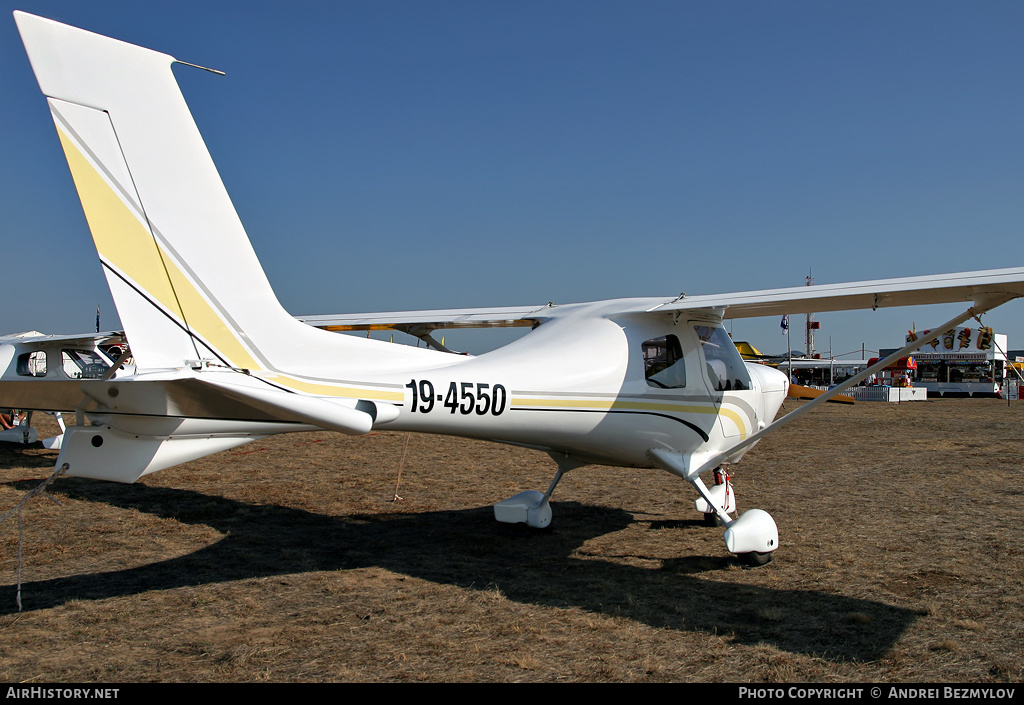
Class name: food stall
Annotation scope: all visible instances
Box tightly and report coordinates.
[854,355,926,401]
[906,326,1007,397]
[865,355,917,387]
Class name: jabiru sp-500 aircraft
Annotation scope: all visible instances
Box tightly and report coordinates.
[5,12,1024,565]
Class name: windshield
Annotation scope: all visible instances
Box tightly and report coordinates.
[693,325,750,391]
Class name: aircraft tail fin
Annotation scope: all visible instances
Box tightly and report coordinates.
[14,12,302,372]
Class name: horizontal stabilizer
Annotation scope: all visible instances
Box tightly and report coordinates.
[197,378,376,435]
[0,371,392,435]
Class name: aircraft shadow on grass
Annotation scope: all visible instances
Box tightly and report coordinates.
[1,477,917,660]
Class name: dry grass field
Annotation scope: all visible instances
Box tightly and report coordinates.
[0,398,1022,683]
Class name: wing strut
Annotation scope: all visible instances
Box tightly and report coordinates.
[655,297,1012,483]
[397,325,454,353]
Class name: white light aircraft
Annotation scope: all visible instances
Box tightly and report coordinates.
[6,12,1024,565]
[0,330,129,447]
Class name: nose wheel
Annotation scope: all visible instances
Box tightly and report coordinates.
[648,448,779,565]
[744,551,773,567]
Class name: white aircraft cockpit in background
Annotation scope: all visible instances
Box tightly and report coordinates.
[5,12,1024,566]
[0,330,130,448]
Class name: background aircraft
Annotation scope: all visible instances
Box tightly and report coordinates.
[0,330,128,446]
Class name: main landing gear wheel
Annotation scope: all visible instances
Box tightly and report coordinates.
[702,512,719,527]
[492,455,585,529]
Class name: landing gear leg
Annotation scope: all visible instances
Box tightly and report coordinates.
[22,410,33,445]
[701,467,733,526]
[493,454,585,528]
[648,448,779,566]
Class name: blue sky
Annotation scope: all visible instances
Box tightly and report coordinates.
[2,1,1023,357]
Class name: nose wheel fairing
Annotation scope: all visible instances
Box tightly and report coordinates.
[648,447,779,564]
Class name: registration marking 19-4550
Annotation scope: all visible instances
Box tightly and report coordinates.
[405,379,508,416]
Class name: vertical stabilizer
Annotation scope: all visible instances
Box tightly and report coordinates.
[16,12,448,384]
[15,12,292,371]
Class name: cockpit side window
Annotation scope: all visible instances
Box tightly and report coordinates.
[643,334,686,388]
[693,325,750,391]
[16,351,47,377]
[61,349,110,379]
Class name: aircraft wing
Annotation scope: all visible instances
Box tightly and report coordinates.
[299,267,1024,333]
[646,266,1024,319]
[297,305,555,332]
[0,331,125,346]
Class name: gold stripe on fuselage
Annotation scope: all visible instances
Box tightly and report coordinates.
[511,396,751,438]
